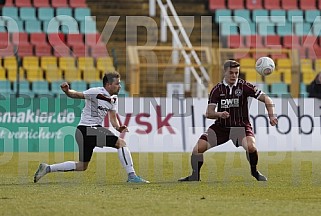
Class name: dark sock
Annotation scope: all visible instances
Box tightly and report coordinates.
[248,151,258,174]
[191,154,203,178]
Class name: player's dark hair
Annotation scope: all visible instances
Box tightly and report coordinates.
[103,71,120,86]
[223,60,240,71]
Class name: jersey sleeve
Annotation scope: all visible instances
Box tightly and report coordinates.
[208,85,220,105]
[110,95,118,111]
[244,82,262,99]
[83,88,99,100]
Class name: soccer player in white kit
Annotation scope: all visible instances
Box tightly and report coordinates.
[34,72,149,183]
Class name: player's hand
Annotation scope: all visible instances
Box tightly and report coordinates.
[269,116,278,126]
[117,125,129,133]
[60,82,70,93]
[220,111,230,119]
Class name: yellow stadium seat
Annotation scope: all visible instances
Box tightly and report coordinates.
[300,59,314,73]
[241,68,263,83]
[64,67,81,82]
[302,71,317,84]
[46,68,63,82]
[59,57,77,71]
[96,57,115,73]
[264,70,282,84]
[0,65,6,80]
[314,59,321,73]
[41,57,58,70]
[4,57,24,81]
[240,58,256,68]
[78,57,94,71]
[22,57,43,81]
[83,68,100,82]
[276,58,291,69]
[282,70,292,84]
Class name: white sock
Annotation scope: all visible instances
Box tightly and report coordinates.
[117,147,135,175]
[49,161,76,172]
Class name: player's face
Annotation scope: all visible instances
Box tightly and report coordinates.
[224,67,239,85]
[107,78,121,95]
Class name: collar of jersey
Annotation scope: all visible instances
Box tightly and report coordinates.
[223,78,238,87]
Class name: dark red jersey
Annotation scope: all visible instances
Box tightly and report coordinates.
[208,78,262,127]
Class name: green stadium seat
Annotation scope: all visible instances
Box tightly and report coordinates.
[89,81,102,88]
[25,20,42,33]
[61,19,80,34]
[2,7,19,20]
[7,19,24,32]
[56,8,73,20]
[20,7,37,21]
[119,81,129,97]
[215,9,232,23]
[0,18,7,32]
[300,82,308,97]
[43,20,60,33]
[234,9,251,23]
[70,81,87,91]
[258,22,276,35]
[38,8,54,21]
[294,23,312,36]
[276,22,293,36]
[287,10,303,23]
[270,10,286,23]
[239,22,256,35]
[270,83,289,97]
[80,20,97,33]
[74,8,91,21]
[50,81,63,96]
[13,80,34,96]
[305,10,320,23]
[32,80,50,95]
[252,10,269,23]
[0,80,14,97]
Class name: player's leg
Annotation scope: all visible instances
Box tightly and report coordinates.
[115,138,149,183]
[179,125,221,181]
[242,136,267,181]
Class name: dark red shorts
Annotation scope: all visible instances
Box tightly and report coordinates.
[200,123,254,147]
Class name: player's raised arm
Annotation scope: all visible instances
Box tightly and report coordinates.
[258,93,278,126]
[60,82,85,99]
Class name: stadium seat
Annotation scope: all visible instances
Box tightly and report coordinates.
[226,35,244,48]
[67,34,84,47]
[2,7,19,20]
[0,19,6,32]
[301,59,314,72]
[83,68,100,82]
[80,20,97,34]
[33,0,50,7]
[45,68,62,82]
[43,20,60,33]
[53,45,71,57]
[305,10,320,23]
[276,58,292,68]
[264,71,282,84]
[13,80,33,96]
[294,23,312,36]
[301,35,317,48]
[240,58,256,68]
[3,0,14,6]
[0,66,6,80]
[51,0,68,8]
[15,0,32,7]
[0,32,10,46]
[209,0,226,10]
[20,7,37,21]
[287,10,303,23]
[48,33,66,46]
[69,0,87,8]
[283,35,300,48]
[0,44,14,57]
[25,20,42,33]
[41,56,58,70]
[246,0,262,9]
[59,57,76,70]
[300,83,308,97]
[72,45,89,57]
[32,81,50,95]
[78,57,94,70]
[56,8,73,19]
[35,44,52,57]
[314,59,321,72]
[70,80,87,91]
[11,32,30,46]
[90,45,108,58]
[214,9,233,23]
[276,22,292,36]
[61,19,80,34]
[38,8,54,21]
[227,0,244,9]
[89,81,101,88]
[282,70,292,84]
[302,71,316,84]
[84,33,105,46]
[257,22,276,35]
[264,35,282,48]
[30,33,48,45]
[270,83,289,97]
[281,0,298,10]
[0,80,13,97]
[96,57,115,73]
[74,8,91,21]
[234,10,251,23]
[4,57,19,81]
[313,22,321,36]
[64,68,81,82]
[264,0,280,9]
[300,0,316,10]
[253,10,269,23]
[23,57,43,81]
[242,69,263,83]
[245,35,263,48]
[51,81,63,95]
[239,22,256,35]
[270,10,286,23]
[17,44,34,57]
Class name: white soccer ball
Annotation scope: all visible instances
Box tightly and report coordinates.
[255,57,275,76]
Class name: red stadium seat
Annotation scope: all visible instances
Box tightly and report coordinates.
[33,0,50,7]
[4,0,14,6]
[245,35,263,48]
[51,0,68,8]
[209,0,226,10]
[300,0,316,10]
[67,34,84,47]
[35,44,52,57]
[246,0,263,9]
[84,33,105,46]
[307,45,321,59]
[30,33,48,45]
[0,32,10,47]
[12,32,30,46]
[226,35,244,48]
[0,44,14,57]
[17,44,34,57]
[283,35,300,48]
[72,45,89,57]
[264,0,281,9]
[281,0,298,9]
[264,35,282,48]
[53,45,71,57]
[69,0,87,8]
[48,33,66,46]
[301,35,317,48]
[15,0,32,7]
[227,0,244,9]
[90,45,108,58]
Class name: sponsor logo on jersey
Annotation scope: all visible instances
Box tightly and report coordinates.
[98,106,109,111]
[221,98,239,108]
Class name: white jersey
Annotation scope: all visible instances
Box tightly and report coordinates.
[78,87,117,126]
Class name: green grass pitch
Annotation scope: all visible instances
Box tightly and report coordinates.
[1,152,321,216]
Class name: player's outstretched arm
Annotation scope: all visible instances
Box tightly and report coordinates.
[258,93,278,126]
[60,82,85,99]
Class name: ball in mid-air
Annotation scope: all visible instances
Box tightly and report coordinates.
[255,57,275,76]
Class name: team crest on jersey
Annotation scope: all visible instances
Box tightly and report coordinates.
[235,88,242,96]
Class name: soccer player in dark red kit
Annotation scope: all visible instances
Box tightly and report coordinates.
[179,60,278,182]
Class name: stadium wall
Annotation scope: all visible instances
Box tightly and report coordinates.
[0,97,321,152]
